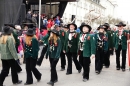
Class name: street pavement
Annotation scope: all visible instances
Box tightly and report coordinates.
[1,47,130,86]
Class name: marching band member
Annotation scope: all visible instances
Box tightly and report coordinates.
[0,26,22,86]
[78,24,95,82]
[47,29,61,86]
[95,25,108,74]
[24,29,42,85]
[63,23,82,75]
[114,22,129,71]
[37,30,51,66]
[54,25,67,71]
[103,23,114,68]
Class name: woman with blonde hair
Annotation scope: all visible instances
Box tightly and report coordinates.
[47,29,61,86]
[0,26,22,86]
[24,29,42,85]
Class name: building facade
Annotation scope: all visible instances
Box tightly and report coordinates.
[62,0,105,27]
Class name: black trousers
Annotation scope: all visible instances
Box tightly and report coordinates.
[26,58,41,84]
[95,48,104,72]
[49,58,59,82]
[79,51,83,68]
[115,45,127,69]
[83,57,90,80]
[104,50,110,67]
[60,51,66,69]
[0,59,19,85]
[7,60,22,75]
[37,45,48,66]
[66,52,81,73]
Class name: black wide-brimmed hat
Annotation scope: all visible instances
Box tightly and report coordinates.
[2,26,13,35]
[80,24,92,32]
[103,23,110,27]
[4,23,15,29]
[98,25,105,30]
[26,28,35,36]
[67,23,77,30]
[51,29,60,36]
[63,25,68,29]
[115,22,126,27]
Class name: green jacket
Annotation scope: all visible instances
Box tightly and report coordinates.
[24,38,39,59]
[47,38,61,59]
[106,30,114,49]
[64,31,80,53]
[0,36,18,60]
[12,30,20,52]
[95,32,108,51]
[59,30,66,51]
[114,30,129,50]
[81,34,96,57]
[41,33,50,46]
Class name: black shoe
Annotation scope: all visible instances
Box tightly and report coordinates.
[13,80,22,84]
[60,68,65,71]
[37,74,42,82]
[66,72,72,75]
[54,79,58,83]
[17,70,22,73]
[78,70,81,73]
[95,71,100,74]
[47,81,54,86]
[24,83,33,85]
[116,68,120,70]
[122,69,125,72]
[36,62,41,66]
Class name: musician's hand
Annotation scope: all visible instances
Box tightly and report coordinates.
[39,40,43,43]
[63,50,66,53]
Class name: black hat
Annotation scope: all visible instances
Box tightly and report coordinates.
[2,26,13,35]
[63,25,68,28]
[80,24,92,32]
[98,25,105,30]
[81,22,86,26]
[115,22,126,27]
[4,23,15,29]
[67,23,77,30]
[103,23,110,27]
[51,29,60,36]
[26,29,35,36]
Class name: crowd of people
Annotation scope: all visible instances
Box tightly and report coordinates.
[0,13,129,86]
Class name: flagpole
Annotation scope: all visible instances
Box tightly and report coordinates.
[39,0,41,29]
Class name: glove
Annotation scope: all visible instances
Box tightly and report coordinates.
[90,54,95,59]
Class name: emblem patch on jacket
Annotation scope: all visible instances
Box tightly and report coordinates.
[87,36,90,40]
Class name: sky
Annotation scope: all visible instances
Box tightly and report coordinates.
[116,0,130,23]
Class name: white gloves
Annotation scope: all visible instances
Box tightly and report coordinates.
[90,54,95,59]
